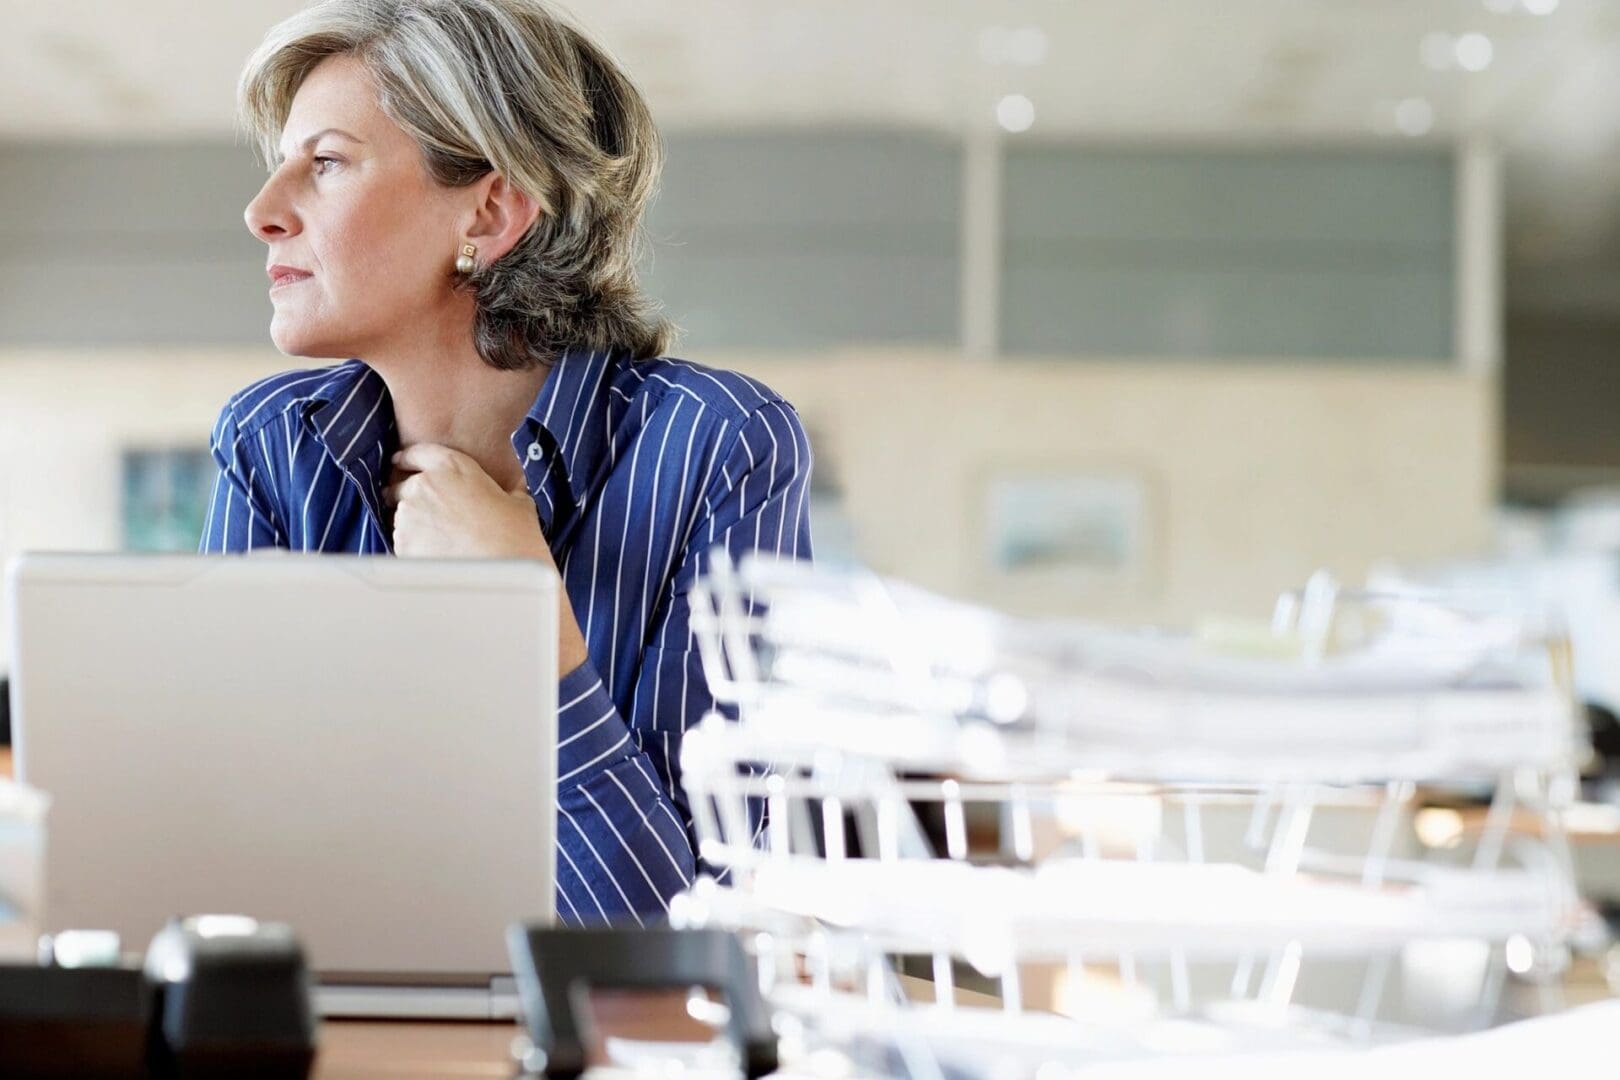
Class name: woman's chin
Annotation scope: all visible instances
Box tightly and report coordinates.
[269,319,349,360]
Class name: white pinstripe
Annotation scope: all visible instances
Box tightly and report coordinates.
[557,733,632,785]
[580,786,670,912]
[554,835,609,922]
[607,764,687,878]
[559,803,642,926]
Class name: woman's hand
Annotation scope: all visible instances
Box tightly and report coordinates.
[386,442,590,673]
[385,443,546,560]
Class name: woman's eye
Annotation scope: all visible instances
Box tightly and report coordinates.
[312,155,340,175]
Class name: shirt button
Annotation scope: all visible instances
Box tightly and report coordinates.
[526,441,544,462]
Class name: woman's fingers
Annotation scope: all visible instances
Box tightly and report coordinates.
[392,442,469,475]
[386,444,469,505]
[382,472,421,507]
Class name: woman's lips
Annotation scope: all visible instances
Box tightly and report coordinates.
[268,266,312,290]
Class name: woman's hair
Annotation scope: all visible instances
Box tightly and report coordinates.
[239,0,673,368]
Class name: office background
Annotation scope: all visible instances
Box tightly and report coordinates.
[0,0,1616,657]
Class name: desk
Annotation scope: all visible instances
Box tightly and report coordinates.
[315,1022,513,1078]
[3,746,1612,1074]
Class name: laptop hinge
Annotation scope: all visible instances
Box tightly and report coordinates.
[315,984,497,1020]
[489,975,520,1020]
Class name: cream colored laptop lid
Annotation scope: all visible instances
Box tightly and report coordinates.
[6,551,557,980]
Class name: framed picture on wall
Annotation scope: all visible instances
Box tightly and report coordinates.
[981,468,1155,598]
[122,447,216,553]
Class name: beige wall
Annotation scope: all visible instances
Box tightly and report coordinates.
[0,350,288,662]
[719,350,1497,625]
[0,347,1496,661]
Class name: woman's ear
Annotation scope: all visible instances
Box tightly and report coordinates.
[462,173,542,263]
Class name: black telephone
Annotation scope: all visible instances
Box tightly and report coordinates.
[0,916,317,1079]
[506,924,778,1079]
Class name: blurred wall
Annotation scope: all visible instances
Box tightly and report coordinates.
[0,145,265,345]
[1503,312,1620,501]
[731,351,1494,624]
[0,138,1458,359]
[0,346,1494,662]
[0,132,1492,652]
[997,146,1455,360]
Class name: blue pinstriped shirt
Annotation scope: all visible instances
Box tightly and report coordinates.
[199,346,813,925]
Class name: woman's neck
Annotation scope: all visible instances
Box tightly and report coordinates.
[365,325,552,493]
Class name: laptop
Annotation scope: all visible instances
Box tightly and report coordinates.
[5,552,558,1019]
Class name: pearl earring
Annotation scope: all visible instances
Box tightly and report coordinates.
[454,243,477,274]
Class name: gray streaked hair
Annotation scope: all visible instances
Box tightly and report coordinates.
[239,0,673,368]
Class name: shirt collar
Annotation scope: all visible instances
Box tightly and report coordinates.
[300,351,621,551]
[516,346,618,509]
[304,360,394,472]
[303,361,395,546]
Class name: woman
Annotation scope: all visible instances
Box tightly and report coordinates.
[202,0,813,925]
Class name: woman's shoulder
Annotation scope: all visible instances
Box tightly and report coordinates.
[215,360,369,439]
[620,355,795,428]
[618,355,811,484]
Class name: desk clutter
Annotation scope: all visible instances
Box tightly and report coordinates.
[668,556,1604,1074]
[0,555,1616,1076]
[0,917,315,1078]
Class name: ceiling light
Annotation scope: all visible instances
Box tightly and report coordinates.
[1394,97,1435,137]
[1522,0,1559,13]
[1455,32,1494,71]
[996,94,1036,133]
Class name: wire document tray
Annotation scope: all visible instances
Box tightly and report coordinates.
[673,555,1592,1076]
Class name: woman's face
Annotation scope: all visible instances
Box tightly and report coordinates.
[244,54,470,360]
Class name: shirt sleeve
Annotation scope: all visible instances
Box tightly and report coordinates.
[553,400,814,925]
[199,401,285,553]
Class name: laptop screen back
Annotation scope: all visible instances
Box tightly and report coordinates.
[7,553,557,980]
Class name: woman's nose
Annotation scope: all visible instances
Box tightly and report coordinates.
[244,172,298,242]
